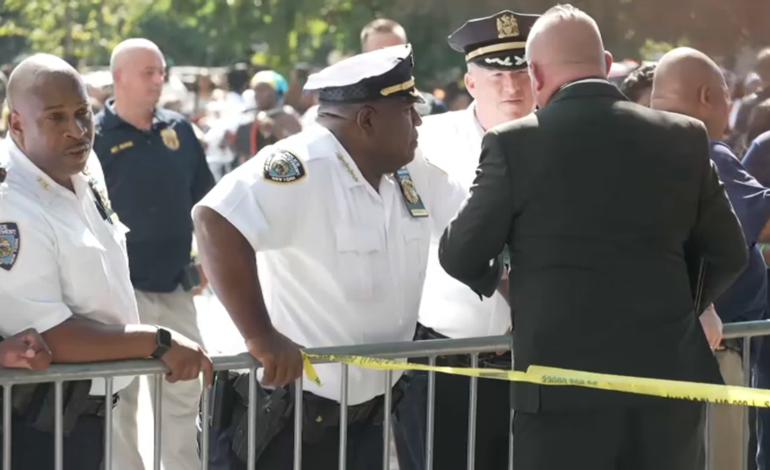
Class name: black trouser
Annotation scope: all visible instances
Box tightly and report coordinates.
[0,414,104,470]
[513,401,705,470]
[230,408,384,470]
[431,370,511,470]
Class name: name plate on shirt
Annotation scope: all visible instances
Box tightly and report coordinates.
[394,168,428,218]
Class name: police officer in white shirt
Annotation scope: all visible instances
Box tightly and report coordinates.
[193,44,466,469]
[393,11,540,470]
[0,54,213,470]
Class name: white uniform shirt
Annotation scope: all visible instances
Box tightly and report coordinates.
[416,102,512,338]
[0,138,139,395]
[196,125,465,405]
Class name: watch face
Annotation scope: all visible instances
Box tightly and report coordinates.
[158,328,172,347]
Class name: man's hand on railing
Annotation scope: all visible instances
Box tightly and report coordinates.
[246,329,304,387]
[699,304,723,351]
[160,331,214,386]
[0,328,52,371]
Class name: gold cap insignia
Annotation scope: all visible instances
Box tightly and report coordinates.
[496,14,519,39]
[160,128,180,151]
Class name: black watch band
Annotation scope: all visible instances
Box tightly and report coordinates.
[151,327,172,359]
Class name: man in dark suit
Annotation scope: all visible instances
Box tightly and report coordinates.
[438,5,748,470]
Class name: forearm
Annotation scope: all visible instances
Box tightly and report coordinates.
[42,317,157,363]
[194,207,275,341]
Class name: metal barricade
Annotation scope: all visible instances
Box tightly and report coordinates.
[0,321,769,470]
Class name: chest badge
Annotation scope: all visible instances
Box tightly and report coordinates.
[394,168,428,218]
[264,150,306,183]
[160,128,180,151]
[0,222,20,271]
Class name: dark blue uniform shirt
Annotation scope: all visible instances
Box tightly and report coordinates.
[93,99,215,293]
[710,141,770,323]
[742,131,770,188]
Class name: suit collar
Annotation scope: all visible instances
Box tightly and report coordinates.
[547,78,627,106]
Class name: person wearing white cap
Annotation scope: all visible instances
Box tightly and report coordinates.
[192,44,467,469]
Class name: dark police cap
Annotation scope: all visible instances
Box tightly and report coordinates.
[448,10,540,71]
[303,44,424,104]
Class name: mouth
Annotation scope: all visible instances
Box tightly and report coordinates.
[64,142,90,157]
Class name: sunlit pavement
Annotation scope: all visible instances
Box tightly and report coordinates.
[135,289,400,469]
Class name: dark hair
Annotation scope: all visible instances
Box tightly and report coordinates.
[619,63,656,103]
[747,98,770,144]
[226,63,250,93]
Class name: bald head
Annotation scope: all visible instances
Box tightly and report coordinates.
[5,54,94,187]
[110,38,163,73]
[110,38,166,113]
[525,5,612,107]
[7,54,82,110]
[651,47,730,139]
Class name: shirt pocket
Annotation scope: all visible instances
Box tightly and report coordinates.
[402,220,428,282]
[335,227,383,301]
[59,228,112,313]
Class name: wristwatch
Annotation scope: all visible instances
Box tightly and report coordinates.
[151,327,172,359]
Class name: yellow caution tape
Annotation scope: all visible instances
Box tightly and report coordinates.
[301,352,770,407]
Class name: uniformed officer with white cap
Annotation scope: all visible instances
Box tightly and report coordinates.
[0,53,212,470]
[394,10,540,470]
[193,44,466,469]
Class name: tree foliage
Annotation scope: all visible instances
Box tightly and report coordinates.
[1,0,768,81]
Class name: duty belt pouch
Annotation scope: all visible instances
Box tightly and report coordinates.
[27,380,92,435]
[231,374,293,463]
[208,371,238,430]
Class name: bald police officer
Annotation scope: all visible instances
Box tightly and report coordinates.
[193,45,466,469]
[394,11,540,470]
[0,53,211,470]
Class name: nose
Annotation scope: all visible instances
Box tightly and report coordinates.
[412,106,423,127]
[65,117,87,140]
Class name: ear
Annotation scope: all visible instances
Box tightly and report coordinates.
[603,51,613,78]
[529,62,543,92]
[699,85,710,107]
[8,110,23,140]
[355,105,377,135]
[464,72,477,100]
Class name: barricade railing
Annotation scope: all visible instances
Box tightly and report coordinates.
[0,320,768,470]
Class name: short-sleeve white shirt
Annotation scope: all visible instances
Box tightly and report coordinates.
[0,138,139,395]
[196,125,465,405]
[416,103,512,338]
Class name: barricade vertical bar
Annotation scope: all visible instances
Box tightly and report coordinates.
[247,368,257,469]
[382,370,393,470]
[425,357,436,470]
[54,380,64,470]
[153,375,163,470]
[705,405,713,470]
[294,376,304,470]
[104,378,114,470]
[201,385,210,470]
[339,364,349,470]
[467,354,479,470]
[743,337,751,470]
[3,385,11,470]
[508,408,514,470]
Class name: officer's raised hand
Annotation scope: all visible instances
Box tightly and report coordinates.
[158,329,214,387]
[246,329,304,387]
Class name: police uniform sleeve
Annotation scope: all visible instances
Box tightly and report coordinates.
[194,147,310,251]
[438,129,514,297]
[686,125,749,310]
[0,211,72,337]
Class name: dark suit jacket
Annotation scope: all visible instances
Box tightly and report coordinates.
[439,79,748,412]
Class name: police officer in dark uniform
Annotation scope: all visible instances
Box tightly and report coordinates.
[92,38,216,469]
